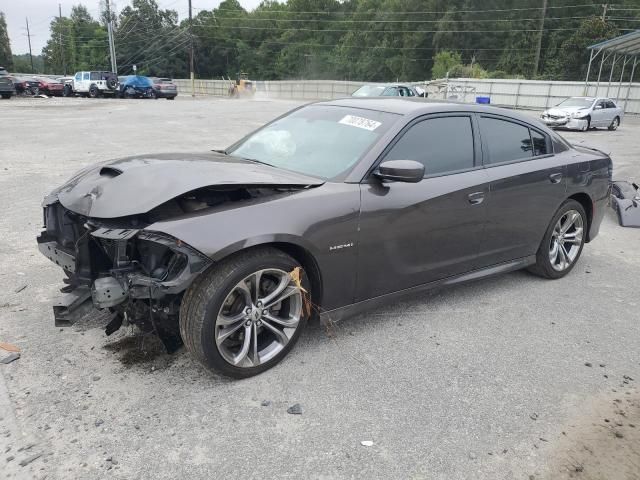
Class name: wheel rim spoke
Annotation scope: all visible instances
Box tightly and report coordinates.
[260,272,291,307]
[249,270,264,304]
[264,285,300,309]
[216,320,246,344]
[260,319,290,346]
[264,312,299,329]
[232,324,253,366]
[217,311,246,327]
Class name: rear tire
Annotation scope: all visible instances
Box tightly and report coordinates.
[88,85,99,98]
[167,96,175,100]
[179,247,310,378]
[1,94,10,99]
[608,116,620,131]
[528,199,587,279]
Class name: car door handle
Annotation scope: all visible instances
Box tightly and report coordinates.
[549,172,563,184]
[467,192,485,205]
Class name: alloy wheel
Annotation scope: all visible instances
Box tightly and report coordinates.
[611,117,619,130]
[549,209,584,271]
[215,269,303,368]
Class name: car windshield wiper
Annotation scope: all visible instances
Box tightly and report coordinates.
[234,156,274,168]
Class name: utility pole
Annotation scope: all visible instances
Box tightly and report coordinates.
[601,3,609,22]
[189,0,195,97]
[532,0,548,78]
[25,18,34,73]
[105,0,117,74]
[59,4,66,75]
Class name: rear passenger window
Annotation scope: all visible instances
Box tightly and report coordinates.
[385,116,474,175]
[479,117,532,164]
[530,130,548,156]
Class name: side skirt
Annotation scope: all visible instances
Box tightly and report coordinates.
[319,256,536,324]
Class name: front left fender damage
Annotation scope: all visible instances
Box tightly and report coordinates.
[37,180,319,351]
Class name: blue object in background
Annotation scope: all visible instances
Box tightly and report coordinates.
[476,96,491,104]
[121,75,153,88]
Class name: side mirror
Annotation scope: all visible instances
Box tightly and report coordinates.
[374,160,425,183]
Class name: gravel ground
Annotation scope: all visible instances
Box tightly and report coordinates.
[0,96,639,480]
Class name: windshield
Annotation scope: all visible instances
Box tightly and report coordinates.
[557,98,594,108]
[352,85,386,97]
[228,105,399,179]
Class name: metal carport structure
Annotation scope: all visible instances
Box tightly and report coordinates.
[585,30,640,110]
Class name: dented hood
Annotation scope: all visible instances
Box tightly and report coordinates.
[52,152,323,218]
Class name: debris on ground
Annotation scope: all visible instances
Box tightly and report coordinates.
[14,285,28,294]
[286,403,303,415]
[260,400,271,407]
[530,413,538,420]
[584,362,593,367]
[0,342,20,353]
[0,352,20,364]
[19,452,43,467]
[360,440,374,447]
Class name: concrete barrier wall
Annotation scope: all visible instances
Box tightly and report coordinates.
[173,77,640,114]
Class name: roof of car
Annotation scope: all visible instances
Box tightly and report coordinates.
[317,97,541,123]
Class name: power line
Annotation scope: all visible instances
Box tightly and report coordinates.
[190,15,604,24]
[202,3,601,15]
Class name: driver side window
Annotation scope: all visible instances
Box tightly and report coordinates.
[384,116,475,176]
[83,72,90,81]
[75,73,81,81]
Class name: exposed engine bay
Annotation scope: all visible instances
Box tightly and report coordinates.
[37,185,304,351]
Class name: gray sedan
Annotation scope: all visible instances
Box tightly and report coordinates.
[38,99,611,378]
[540,96,624,131]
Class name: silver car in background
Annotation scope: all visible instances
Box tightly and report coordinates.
[540,97,624,131]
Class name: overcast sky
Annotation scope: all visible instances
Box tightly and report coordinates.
[4,0,263,54]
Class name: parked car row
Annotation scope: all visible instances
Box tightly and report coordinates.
[0,68,178,100]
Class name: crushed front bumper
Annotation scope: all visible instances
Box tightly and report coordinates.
[540,115,588,130]
[37,202,212,329]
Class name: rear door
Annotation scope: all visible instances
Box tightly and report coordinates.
[477,114,566,266]
[357,113,489,300]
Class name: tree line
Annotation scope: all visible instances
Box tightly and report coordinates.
[1,0,639,81]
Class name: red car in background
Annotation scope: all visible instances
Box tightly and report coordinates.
[149,77,178,100]
[35,77,64,96]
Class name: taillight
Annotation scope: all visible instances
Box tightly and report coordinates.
[39,82,45,88]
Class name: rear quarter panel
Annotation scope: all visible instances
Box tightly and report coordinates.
[566,146,611,240]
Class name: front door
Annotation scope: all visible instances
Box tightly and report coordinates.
[591,99,608,127]
[356,114,488,300]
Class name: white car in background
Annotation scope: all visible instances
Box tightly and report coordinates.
[540,97,624,131]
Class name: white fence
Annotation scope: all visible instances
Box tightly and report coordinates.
[174,77,640,114]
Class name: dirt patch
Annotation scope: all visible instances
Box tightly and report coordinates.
[540,384,640,480]
[103,332,179,370]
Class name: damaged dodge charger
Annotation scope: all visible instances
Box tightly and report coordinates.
[38,99,612,377]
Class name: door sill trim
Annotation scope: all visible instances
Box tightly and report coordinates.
[320,255,536,323]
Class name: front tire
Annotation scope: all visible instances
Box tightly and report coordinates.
[180,247,310,378]
[528,200,587,279]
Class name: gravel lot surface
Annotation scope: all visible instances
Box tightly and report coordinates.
[0,96,639,480]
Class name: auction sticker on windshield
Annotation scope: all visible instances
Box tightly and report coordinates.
[338,115,382,131]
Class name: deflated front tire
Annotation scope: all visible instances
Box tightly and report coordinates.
[179,247,310,378]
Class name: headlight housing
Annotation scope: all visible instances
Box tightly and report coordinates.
[571,110,588,119]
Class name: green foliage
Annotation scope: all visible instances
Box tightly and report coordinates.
[432,51,462,79]
[12,53,43,73]
[32,0,640,81]
[0,12,12,69]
